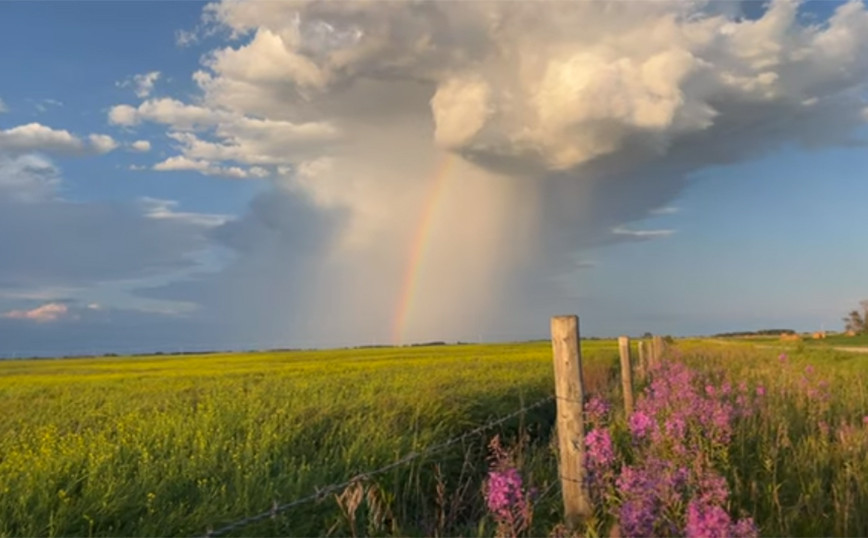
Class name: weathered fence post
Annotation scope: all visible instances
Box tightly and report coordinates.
[550,315,592,529]
[652,335,665,368]
[618,336,634,416]
[637,340,647,380]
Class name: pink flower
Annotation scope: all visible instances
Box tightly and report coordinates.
[486,468,527,520]
[586,395,611,425]
[629,411,655,441]
[755,386,766,397]
[586,428,615,469]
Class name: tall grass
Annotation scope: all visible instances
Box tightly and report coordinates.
[0,342,617,537]
[677,343,868,537]
[492,340,868,538]
[7,339,866,537]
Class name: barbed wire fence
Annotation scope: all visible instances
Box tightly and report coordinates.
[203,395,556,538]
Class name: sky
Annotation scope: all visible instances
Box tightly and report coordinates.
[1,0,868,356]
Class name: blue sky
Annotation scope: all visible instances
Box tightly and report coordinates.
[577,139,868,337]
[1,0,867,356]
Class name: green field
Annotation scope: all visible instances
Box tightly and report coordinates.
[3,339,868,537]
[0,341,618,537]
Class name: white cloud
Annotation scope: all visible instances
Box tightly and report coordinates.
[176,29,199,47]
[88,134,118,154]
[108,97,340,174]
[31,99,63,114]
[0,123,117,155]
[197,0,868,173]
[430,75,493,149]
[152,155,268,178]
[101,0,868,346]
[2,302,70,323]
[0,97,7,113]
[650,206,680,216]
[0,123,84,153]
[138,197,231,227]
[109,98,225,129]
[0,154,60,202]
[130,140,151,152]
[118,71,162,98]
[612,226,676,239]
[0,153,220,299]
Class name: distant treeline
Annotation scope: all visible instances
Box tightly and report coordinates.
[713,329,795,337]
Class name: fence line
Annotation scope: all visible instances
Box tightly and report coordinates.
[203,395,555,538]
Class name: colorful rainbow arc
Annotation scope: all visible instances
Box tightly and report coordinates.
[392,154,455,345]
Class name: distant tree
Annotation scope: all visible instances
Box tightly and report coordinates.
[642,332,653,339]
[843,300,868,334]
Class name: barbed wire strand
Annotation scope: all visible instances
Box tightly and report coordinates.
[203,394,555,538]
[535,479,562,504]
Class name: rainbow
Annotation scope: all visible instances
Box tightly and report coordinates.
[392,154,456,345]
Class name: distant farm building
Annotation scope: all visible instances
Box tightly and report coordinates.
[780,333,802,342]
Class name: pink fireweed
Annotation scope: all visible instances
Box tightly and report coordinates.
[607,361,758,537]
[586,395,611,427]
[629,411,655,440]
[685,501,758,538]
[486,468,527,520]
[484,435,533,537]
[586,427,615,469]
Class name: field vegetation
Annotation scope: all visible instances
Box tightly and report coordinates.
[0,342,615,537]
[2,338,868,537]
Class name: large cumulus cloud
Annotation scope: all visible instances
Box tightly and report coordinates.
[124,0,868,345]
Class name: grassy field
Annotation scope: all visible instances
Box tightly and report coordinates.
[3,338,868,537]
[0,341,619,537]
[681,341,868,536]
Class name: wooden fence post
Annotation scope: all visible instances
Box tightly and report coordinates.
[637,340,647,381]
[618,336,634,417]
[652,335,664,368]
[550,315,592,529]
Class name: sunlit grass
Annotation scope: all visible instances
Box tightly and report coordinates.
[6,338,867,537]
[0,341,617,537]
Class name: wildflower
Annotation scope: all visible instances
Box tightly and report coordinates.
[620,498,657,538]
[586,427,615,469]
[486,468,526,520]
[696,472,729,505]
[586,395,611,426]
[664,416,687,440]
[629,411,654,441]
[805,365,814,376]
[862,416,868,427]
[778,353,788,363]
[755,386,765,397]
[732,517,759,538]
[685,501,732,538]
[685,502,758,538]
